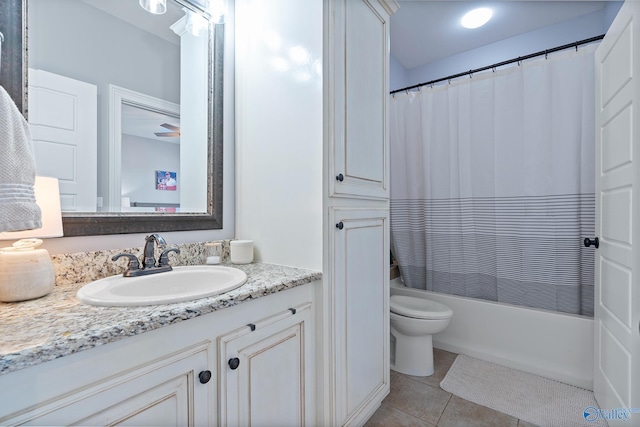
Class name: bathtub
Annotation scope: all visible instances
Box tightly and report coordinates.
[390,278,594,390]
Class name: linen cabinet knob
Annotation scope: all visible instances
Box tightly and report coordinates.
[198,370,212,384]
[228,357,240,370]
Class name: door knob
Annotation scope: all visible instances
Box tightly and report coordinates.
[584,237,599,248]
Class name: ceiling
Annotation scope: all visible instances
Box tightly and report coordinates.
[78,0,183,144]
[81,0,183,45]
[391,1,608,70]
[122,104,181,144]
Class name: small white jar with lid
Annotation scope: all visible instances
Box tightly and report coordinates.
[230,240,253,264]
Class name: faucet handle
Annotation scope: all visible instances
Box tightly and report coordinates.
[112,253,140,276]
[158,248,180,268]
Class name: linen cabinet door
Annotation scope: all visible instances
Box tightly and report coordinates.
[218,303,314,427]
[329,0,396,200]
[331,208,390,426]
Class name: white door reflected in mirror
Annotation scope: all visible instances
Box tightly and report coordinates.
[28,69,97,212]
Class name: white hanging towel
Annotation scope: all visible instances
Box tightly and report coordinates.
[0,85,42,232]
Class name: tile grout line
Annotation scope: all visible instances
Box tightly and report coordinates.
[381,402,436,426]
[394,374,454,426]
[435,393,453,426]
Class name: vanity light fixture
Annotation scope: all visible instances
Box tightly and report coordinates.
[139,0,167,15]
[461,7,493,29]
[0,177,63,302]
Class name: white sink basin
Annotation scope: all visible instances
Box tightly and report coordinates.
[76,265,247,307]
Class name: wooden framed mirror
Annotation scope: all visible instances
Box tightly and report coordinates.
[0,0,223,236]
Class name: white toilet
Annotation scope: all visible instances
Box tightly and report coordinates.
[390,295,453,377]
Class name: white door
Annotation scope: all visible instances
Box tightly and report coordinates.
[28,69,97,212]
[594,0,640,417]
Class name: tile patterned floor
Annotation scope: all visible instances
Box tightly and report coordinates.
[365,349,540,427]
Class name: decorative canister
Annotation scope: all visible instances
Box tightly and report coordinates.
[230,240,253,264]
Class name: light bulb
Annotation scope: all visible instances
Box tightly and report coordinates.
[139,0,167,15]
[461,8,492,29]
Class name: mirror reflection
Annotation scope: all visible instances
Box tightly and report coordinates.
[28,0,210,214]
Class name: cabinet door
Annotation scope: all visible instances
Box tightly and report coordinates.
[331,208,389,426]
[5,343,212,426]
[219,303,313,427]
[329,0,395,200]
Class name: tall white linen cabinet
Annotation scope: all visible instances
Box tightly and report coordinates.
[234,0,399,425]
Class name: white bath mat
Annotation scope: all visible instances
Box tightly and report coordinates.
[440,355,608,427]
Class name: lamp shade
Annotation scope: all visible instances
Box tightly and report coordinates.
[0,176,63,240]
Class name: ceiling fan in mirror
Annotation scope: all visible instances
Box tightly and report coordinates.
[155,123,180,137]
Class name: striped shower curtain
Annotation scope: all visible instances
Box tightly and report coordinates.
[390,44,597,316]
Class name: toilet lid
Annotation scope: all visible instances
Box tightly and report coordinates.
[390,295,453,320]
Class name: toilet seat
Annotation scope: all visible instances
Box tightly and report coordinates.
[390,295,453,320]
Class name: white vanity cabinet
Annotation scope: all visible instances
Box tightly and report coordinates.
[218,302,314,426]
[0,283,316,427]
[0,329,214,426]
[3,343,212,426]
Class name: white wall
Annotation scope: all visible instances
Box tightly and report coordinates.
[389,54,409,93]
[234,0,323,270]
[121,135,180,207]
[390,3,623,92]
[175,21,209,213]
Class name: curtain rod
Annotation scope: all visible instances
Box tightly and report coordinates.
[390,34,605,95]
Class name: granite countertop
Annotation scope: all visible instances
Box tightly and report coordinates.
[0,262,321,376]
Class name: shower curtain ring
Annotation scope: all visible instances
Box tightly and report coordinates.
[469,70,473,78]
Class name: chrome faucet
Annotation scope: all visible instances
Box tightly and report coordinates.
[112,233,181,277]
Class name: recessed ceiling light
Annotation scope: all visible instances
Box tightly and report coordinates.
[461,7,493,29]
